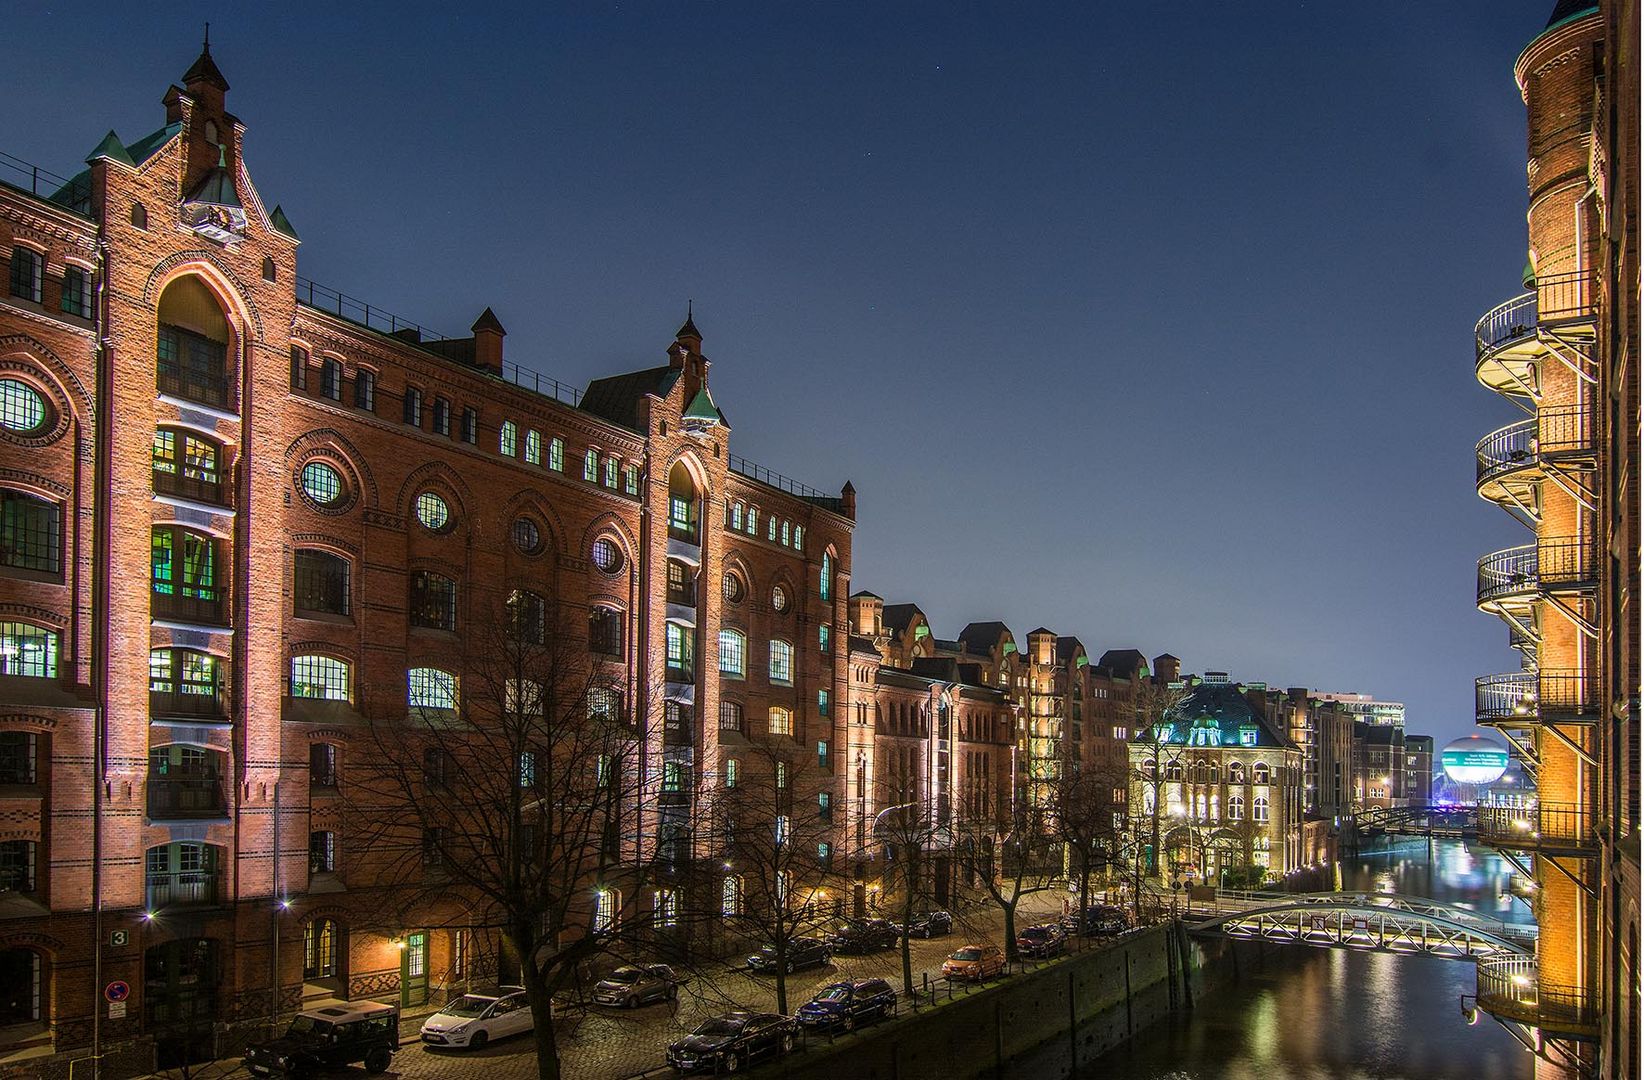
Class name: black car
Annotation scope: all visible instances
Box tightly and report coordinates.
[665,1010,797,1073]
[901,910,954,938]
[1060,904,1132,937]
[825,918,898,954]
[746,936,831,974]
[794,978,897,1032]
[246,1002,400,1078]
[1015,922,1067,959]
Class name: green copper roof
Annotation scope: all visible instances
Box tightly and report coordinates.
[87,130,135,168]
[683,385,726,426]
[270,204,300,241]
[125,123,183,166]
[186,146,241,208]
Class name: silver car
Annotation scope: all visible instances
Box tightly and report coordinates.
[592,964,678,1008]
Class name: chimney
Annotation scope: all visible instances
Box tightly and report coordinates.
[472,308,505,374]
[840,481,856,520]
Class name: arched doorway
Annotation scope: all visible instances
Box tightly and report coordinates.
[303,918,345,993]
[0,947,46,1030]
[145,937,219,1068]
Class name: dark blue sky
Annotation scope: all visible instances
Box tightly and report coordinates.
[6,2,1558,745]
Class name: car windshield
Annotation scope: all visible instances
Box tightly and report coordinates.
[604,969,641,984]
[695,1018,743,1036]
[287,1016,333,1037]
[814,986,851,1002]
[1022,928,1049,939]
[952,948,982,961]
[441,996,496,1018]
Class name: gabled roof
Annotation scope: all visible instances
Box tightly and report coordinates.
[125,122,183,165]
[957,621,1012,654]
[683,385,727,427]
[1096,648,1149,679]
[183,43,230,92]
[881,603,924,635]
[932,638,963,654]
[1055,636,1086,664]
[186,156,241,208]
[87,130,135,167]
[269,204,300,240]
[851,590,882,601]
[579,365,680,432]
[1145,681,1295,749]
[1027,626,1055,637]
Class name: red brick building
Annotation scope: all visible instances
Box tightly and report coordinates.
[0,44,852,1073]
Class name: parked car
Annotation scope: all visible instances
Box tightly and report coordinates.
[825,917,898,954]
[1061,904,1132,937]
[665,1010,797,1073]
[795,979,897,1032]
[246,1001,400,1077]
[900,910,954,938]
[592,964,679,1008]
[747,936,832,974]
[941,942,1006,981]
[1015,922,1067,959]
[418,987,533,1049]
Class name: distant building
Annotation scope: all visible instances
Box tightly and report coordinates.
[1403,735,1434,808]
[1314,692,1406,729]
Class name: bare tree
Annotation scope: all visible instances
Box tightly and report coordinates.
[873,801,942,997]
[707,738,840,1015]
[1130,681,1189,883]
[344,590,652,1080]
[1050,760,1128,921]
[956,797,1059,962]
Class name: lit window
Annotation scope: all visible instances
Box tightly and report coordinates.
[819,624,830,654]
[500,421,517,457]
[670,495,692,534]
[718,629,746,677]
[623,464,640,495]
[604,458,618,488]
[781,521,790,546]
[723,572,745,604]
[415,492,450,531]
[548,437,564,472]
[721,876,742,916]
[150,526,219,603]
[0,379,46,434]
[746,507,758,535]
[300,461,343,507]
[583,449,599,482]
[518,751,537,788]
[523,428,541,464]
[594,889,618,934]
[768,517,778,541]
[0,622,56,678]
[666,622,692,675]
[654,887,678,928]
[817,740,828,770]
[1253,762,1271,785]
[409,570,457,631]
[793,525,804,550]
[817,689,829,717]
[408,667,458,711]
[730,503,743,531]
[768,706,793,737]
[771,586,788,613]
[719,701,743,732]
[591,536,623,574]
[291,655,349,700]
[775,816,790,846]
[820,553,832,601]
[725,758,739,787]
[769,640,793,685]
[776,761,788,789]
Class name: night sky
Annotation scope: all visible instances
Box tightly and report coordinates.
[5,2,1563,747]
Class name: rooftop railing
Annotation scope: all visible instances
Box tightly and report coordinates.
[501,361,582,406]
[728,454,830,500]
[295,277,447,341]
[0,149,90,212]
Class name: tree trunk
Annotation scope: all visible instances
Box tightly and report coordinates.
[512,935,562,1080]
[1002,899,1019,962]
[774,940,788,1015]
[900,868,916,997]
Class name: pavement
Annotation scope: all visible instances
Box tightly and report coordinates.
[151,892,1089,1080]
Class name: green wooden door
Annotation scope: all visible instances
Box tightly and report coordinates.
[400,932,428,1007]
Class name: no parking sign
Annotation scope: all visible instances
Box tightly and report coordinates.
[105,981,130,1003]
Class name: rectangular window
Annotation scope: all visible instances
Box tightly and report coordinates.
[500,421,517,457]
[768,707,793,737]
[290,655,349,700]
[293,550,351,616]
[408,571,457,631]
[768,517,778,542]
[775,815,790,846]
[309,743,337,788]
[725,758,738,788]
[793,525,804,550]
[432,397,451,436]
[769,640,793,685]
[518,751,537,788]
[461,407,478,444]
[0,732,38,785]
[730,503,743,531]
[818,841,832,867]
[623,465,639,495]
[0,840,36,893]
[157,324,229,408]
[589,607,623,656]
[320,359,342,401]
[719,701,743,733]
[817,740,829,771]
[0,490,61,575]
[722,876,741,916]
[524,429,541,464]
[290,346,307,390]
[667,561,693,605]
[665,623,692,678]
[309,830,335,874]
[548,437,564,472]
[819,624,830,654]
[151,527,219,602]
[408,667,458,711]
[669,495,693,536]
[583,449,599,482]
[654,888,678,928]
[603,458,618,488]
[60,266,89,317]
[353,369,375,411]
[717,630,745,677]
[588,686,622,726]
[662,759,684,793]
[402,387,422,427]
[8,248,41,303]
[818,689,829,717]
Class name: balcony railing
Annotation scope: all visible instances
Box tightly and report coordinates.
[1475,956,1599,1036]
[1474,269,1599,364]
[665,663,695,685]
[152,589,229,627]
[1477,537,1599,609]
[144,869,222,908]
[152,467,228,507]
[1476,545,1537,607]
[156,366,232,411]
[147,776,227,819]
[149,689,229,721]
[1475,669,1599,725]
[1477,801,1598,854]
[1475,418,1537,488]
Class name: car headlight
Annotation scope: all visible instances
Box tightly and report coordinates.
[451,1023,469,1034]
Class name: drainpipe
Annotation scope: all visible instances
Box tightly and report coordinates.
[89,226,112,1080]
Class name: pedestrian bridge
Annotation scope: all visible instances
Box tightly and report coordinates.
[1353,804,1480,839]
[1185,890,1535,960]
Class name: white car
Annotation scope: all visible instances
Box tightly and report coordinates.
[418,987,532,1050]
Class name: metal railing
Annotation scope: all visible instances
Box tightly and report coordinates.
[728,455,830,500]
[295,277,447,341]
[1536,403,1598,455]
[151,467,229,507]
[1476,545,1537,607]
[1476,956,1599,1034]
[1477,802,1598,853]
[1475,418,1538,487]
[501,361,582,406]
[0,149,90,212]
[1475,669,1599,724]
[147,776,227,819]
[1474,269,1598,363]
[149,689,229,721]
[156,366,232,411]
[1476,536,1598,607]
[144,870,222,908]
[1537,535,1601,588]
[151,589,230,628]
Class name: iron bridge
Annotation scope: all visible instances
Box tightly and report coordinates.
[1353,804,1480,838]
[1186,890,1535,960]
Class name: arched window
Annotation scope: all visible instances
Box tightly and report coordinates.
[408,667,458,712]
[746,507,758,535]
[1228,761,1245,785]
[1139,758,1156,779]
[1206,761,1220,785]
[151,525,224,624]
[547,437,564,472]
[1,488,61,574]
[718,629,746,677]
[1253,795,1270,823]
[409,570,457,631]
[294,549,350,616]
[768,706,793,737]
[507,589,547,644]
[499,421,518,457]
[144,841,221,907]
[303,918,339,979]
[319,358,342,401]
[1164,759,1184,781]
[667,461,698,542]
[524,429,541,465]
[721,875,742,916]
[820,552,832,601]
[730,503,743,531]
[1252,762,1271,785]
[156,275,231,409]
[1229,794,1245,820]
[583,448,599,482]
[291,655,349,700]
[768,640,793,685]
[152,429,225,505]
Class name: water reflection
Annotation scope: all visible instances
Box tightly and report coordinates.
[1081,839,1536,1079]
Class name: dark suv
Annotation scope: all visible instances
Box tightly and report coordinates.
[747,936,831,973]
[1061,904,1132,937]
[825,918,898,954]
[245,1002,400,1078]
[795,979,897,1032]
[901,910,954,938]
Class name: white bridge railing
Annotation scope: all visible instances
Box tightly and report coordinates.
[1184,890,1535,960]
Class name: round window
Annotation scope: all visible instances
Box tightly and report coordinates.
[771,585,788,612]
[512,517,543,555]
[722,573,744,604]
[0,379,47,434]
[300,461,344,507]
[415,491,450,531]
[591,537,623,574]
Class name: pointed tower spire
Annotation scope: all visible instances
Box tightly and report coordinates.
[183,24,230,96]
[675,300,702,348]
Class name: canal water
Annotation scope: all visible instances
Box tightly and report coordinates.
[1083,837,1537,1079]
